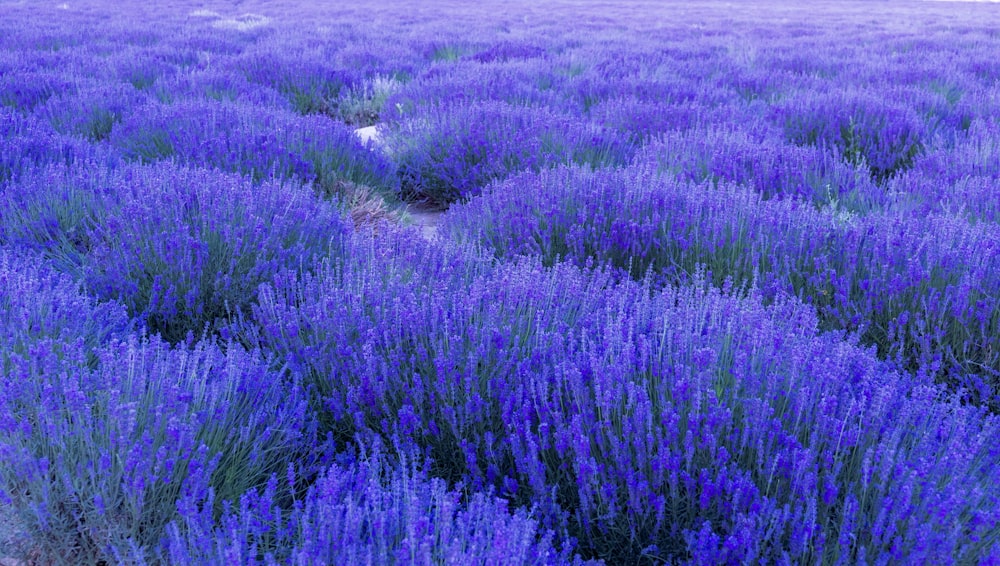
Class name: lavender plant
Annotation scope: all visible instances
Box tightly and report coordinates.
[0,334,320,564]
[35,81,148,142]
[108,46,178,91]
[776,88,926,183]
[3,162,350,343]
[109,99,399,196]
[384,100,634,205]
[165,448,581,565]
[152,69,291,107]
[443,164,829,287]
[381,59,568,119]
[81,163,351,343]
[0,248,129,366]
[330,37,421,86]
[236,44,362,116]
[898,117,1000,194]
[888,172,1000,224]
[588,98,724,143]
[0,70,76,112]
[0,164,118,277]
[635,126,881,209]
[0,110,117,186]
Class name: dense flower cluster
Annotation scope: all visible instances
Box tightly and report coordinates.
[2,0,1000,564]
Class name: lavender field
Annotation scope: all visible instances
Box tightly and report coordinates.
[2,0,1000,563]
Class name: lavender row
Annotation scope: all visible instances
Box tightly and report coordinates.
[4,1,998,168]
[445,165,1000,407]
[774,88,928,183]
[109,99,398,198]
[0,246,578,564]
[0,109,118,186]
[3,216,998,562]
[248,227,1000,563]
[888,118,1000,223]
[383,100,635,205]
[0,249,311,562]
[635,127,881,209]
[1,162,349,343]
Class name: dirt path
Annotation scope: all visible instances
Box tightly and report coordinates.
[403,202,445,240]
[353,125,447,241]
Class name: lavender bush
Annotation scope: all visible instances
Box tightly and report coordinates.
[165,448,581,565]
[2,162,350,343]
[776,88,926,183]
[381,59,568,118]
[0,248,129,364]
[0,110,118,185]
[152,69,291,108]
[38,84,142,142]
[635,126,881,209]
[110,99,398,196]
[85,164,350,343]
[0,334,321,564]
[385,100,634,205]
[0,164,118,277]
[0,247,322,563]
[0,70,77,112]
[588,98,732,143]
[253,236,1000,563]
[235,42,362,117]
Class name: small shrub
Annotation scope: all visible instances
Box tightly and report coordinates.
[237,47,361,116]
[36,82,147,142]
[0,164,120,278]
[153,69,289,107]
[634,126,881,209]
[0,110,118,186]
[472,40,547,63]
[0,71,76,112]
[0,248,129,367]
[381,60,567,120]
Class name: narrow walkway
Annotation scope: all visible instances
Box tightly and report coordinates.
[404,202,445,241]
[354,124,445,242]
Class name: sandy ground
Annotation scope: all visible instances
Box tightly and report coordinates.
[404,202,445,240]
